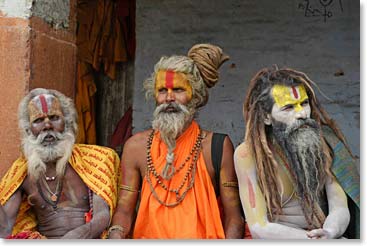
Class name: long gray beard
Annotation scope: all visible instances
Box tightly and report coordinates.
[22,130,75,181]
[152,102,195,179]
[272,118,325,207]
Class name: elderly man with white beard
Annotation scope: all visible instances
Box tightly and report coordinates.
[108,44,245,239]
[0,88,120,239]
[234,66,360,239]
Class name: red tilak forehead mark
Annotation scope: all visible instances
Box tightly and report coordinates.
[291,86,299,99]
[165,70,175,89]
[38,94,49,114]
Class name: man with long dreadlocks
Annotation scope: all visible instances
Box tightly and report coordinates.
[0,88,120,239]
[234,66,360,239]
[108,44,245,239]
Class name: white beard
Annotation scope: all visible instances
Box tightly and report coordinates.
[151,102,195,179]
[22,130,75,181]
[152,102,195,152]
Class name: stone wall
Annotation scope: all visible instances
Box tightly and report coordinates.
[133,0,360,169]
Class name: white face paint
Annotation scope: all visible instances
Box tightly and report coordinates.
[270,102,311,126]
[266,84,311,126]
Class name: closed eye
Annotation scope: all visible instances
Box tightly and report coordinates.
[173,88,185,92]
[49,115,60,121]
[33,118,44,123]
[301,99,309,106]
[281,105,294,111]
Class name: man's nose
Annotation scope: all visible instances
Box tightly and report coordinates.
[294,105,307,119]
[166,89,175,102]
[43,117,53,130]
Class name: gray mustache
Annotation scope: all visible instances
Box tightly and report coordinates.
[37,130,64,143]
[159,102,181,112]
[285,118,319,135]
[157,102,189,114]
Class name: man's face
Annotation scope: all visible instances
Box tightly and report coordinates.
[155,70,193,109]
[28,94,65,145]
[267,84,311,127]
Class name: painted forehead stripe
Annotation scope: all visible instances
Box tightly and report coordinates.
[38,94,49,114]
[291,86,299,99]
[165,70,175,88]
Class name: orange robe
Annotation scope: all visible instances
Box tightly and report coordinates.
[133,121,225,239]
[75,62,97,144]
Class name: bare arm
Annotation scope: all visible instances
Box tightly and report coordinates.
[219,136,245,238]
[108,136,142,239]
[0,204,7,237]
[307,177,350,239]
[61,193,110,239]
[234,143,310,239]
[0,189,23,238]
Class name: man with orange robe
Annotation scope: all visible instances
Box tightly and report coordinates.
[0,88,120,239]
[108,44,245,239]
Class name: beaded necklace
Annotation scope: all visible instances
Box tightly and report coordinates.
[37,165,67,210]
[145,129,203,207]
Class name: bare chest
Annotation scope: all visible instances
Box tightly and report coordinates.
[22,166,90,212]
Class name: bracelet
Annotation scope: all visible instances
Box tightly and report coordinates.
[120,185,138,192]
[107,225,125,238]
[222,181,239,188]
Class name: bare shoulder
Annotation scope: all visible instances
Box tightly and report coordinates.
[201,130,233,147]
[201,129,213,148]
[121,130,152,170]
[234,140,256,171]
[234,140,253,160]
[124,129,152,150]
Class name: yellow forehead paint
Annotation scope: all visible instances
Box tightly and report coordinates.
[272,84,308,112]
[154,70,193,100]
[28,94,64,123]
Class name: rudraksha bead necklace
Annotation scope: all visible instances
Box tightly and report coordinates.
[145,129,203,207]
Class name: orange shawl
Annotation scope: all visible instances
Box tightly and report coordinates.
[133,121,224,239]
[0,144,121,238]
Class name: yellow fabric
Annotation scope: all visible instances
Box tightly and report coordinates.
[133,121,225,239]
[272,84,308,112]
[0,144,121,238]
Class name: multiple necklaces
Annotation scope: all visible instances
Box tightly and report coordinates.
[37,165,67,210]
[145,129,203,207]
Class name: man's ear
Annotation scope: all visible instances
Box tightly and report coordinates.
[264,113,272,125]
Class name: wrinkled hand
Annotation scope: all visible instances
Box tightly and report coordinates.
[306,228,333,239]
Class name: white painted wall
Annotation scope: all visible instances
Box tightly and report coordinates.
[0,0,33,18]
[132,0,359,167]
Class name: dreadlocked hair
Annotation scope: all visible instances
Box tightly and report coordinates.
[143,43,229,109]
[243,65,352,220]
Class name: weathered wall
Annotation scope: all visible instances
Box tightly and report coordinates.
[95,61,134,151]
[0,16,30,178]
[32,0,70,29]
[0,0,33,18]
[0,0,76,178]
[29,0,76,98]
[29,15,76,98]
[133,0,360,169]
